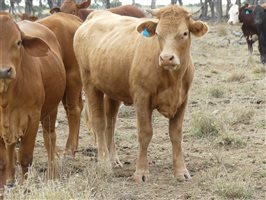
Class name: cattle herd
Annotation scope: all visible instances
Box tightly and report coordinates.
[0,0,265,198]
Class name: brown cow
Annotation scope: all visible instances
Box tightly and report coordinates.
[50,0,146,21]
[17,13,38,21]
[37,13,83,156]
[74,5,208,182]
[0,12,66,195]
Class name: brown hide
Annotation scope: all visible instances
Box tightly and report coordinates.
[18,13,38,21]
[50,0,146,21]
[0,13,66,193]
[37,13,83,156]
[74,5,208,182]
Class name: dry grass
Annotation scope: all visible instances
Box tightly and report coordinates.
[191,112,223,138]
[217,25,227,37]
[219,132,247,148]
[5,158,114,200]
[252,66,266,74]
[229,106,255,125]
[214,180,254,199]
[209,86,225,98]
[227,71,246,82]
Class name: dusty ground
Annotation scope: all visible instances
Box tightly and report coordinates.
[5,21,266,200]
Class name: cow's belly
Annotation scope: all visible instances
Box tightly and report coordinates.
[86,36,136,104]
[89,61,133,104]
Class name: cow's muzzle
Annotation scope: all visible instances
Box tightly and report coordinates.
[159,54,180,70]
[0,67,15,79]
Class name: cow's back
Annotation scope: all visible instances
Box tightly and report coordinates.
[38,13,82,70]
[110,5,146,18]
[75,11,160,103]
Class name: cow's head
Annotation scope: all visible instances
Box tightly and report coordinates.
[50,0,91,16]
[0,12,50,93]
[228,4,240,25]
[18,13,38,21]
[137,6,208,70]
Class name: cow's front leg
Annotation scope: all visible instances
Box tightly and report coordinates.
[0,139,7,199]
[133,95,153,183]
[5,143,16,187]
[18,119,39,183]
[169,98,191,181]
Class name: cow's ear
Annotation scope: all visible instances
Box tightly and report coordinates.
[189,19,208,37]
[22,34,50,57]
[137,21,158,37]
[77,0,91,9]
[50,7,61,14]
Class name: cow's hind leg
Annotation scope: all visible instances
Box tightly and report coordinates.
[169,98,191,181]
[63,78,83,157]
[41,108,58,179]
[104,96,122,167]
[133,95,153,183]
[86,86,110,168]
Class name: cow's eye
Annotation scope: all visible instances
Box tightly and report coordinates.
[183,31,188,36]
[236,12,239,15]
[17,40,22,46]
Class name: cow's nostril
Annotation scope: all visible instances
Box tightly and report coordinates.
[159,56,163,61]
[169,56,174,61]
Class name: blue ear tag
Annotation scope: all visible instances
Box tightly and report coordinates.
[143,28,150,37]
[245,10,251,14]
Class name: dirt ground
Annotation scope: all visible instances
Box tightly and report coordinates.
[5,21,266,200]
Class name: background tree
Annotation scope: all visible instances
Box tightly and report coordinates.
[132,0,135,5]
[38,0,42,17]
[171,0,183,5]
[151,0,156,9]
[226,0,231,16]
[215,0,223,21]
[236,0,241,6]
[171,0,177,4]
[0,0,7,10]
[47,0,53,9]
[25,0,33,14]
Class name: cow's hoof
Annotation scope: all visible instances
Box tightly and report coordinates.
[174,170,192,182]
[133,171,149,183]
[6,180,15,189]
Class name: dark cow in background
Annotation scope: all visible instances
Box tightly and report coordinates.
[228,4,258,53]
[254,5,266,64]
[228,3,266,54]
[50,0,146,21]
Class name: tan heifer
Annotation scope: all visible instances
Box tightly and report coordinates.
[37,13,83,156]
[0,12,66,195]
[74,5,208,182]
